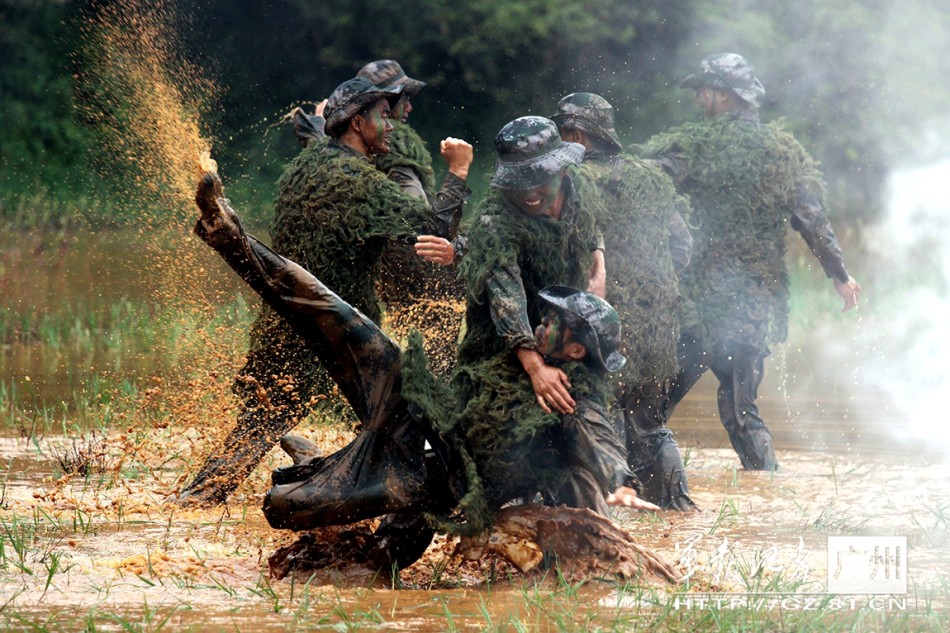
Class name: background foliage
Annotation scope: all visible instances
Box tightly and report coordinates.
[3,0,949,226]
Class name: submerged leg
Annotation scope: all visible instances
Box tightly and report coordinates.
[710,344,778,471]
[621,383,697,511]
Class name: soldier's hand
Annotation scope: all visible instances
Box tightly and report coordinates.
[607,486,661,511]
[415,235,455,266]
[440,137,473,180]
[516,348,575,414]
[833,276,861,312]
[314,98,328,117]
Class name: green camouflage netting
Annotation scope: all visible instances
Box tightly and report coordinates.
[580,154,688,390]
[456,167,604,364]
[375,120,436,194]
[638,116,824,351]
[401,330,610,534]
[237,141,434,422]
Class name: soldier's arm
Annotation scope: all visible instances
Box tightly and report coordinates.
[667,207,693,273]
[484,260,576,415]
[790,187,861,311]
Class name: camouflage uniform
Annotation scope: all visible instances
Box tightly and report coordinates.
[553,92,696,510]
[449,117,629,525]
[193,175,627,562]
[639,54,853,470]
[357,60,469,376]
[181,78,468,504]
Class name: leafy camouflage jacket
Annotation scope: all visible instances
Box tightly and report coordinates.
[638,110,850,352]
[580,151,692,388]
[238,139,465,407]
[456,168,605,365]
[375,120,437,200]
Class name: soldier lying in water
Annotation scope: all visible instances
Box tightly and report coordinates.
[192,172,656,568]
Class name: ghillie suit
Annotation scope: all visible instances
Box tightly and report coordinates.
[179,139,466,505]
[194,174,661,579]
[639,110,851,469]
[374,120,468,377]
[436,171,630,532]
[579,152,696,510]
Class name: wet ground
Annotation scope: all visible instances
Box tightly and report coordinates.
[4,230,949,628]
[2,380,948,631]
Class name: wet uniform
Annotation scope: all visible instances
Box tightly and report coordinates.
[183,138,467,502]
[580,149,696,509]
[640,108,851,469]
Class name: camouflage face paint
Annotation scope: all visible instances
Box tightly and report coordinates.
[505,171,563,217]
[360,100,393,155]
[534,311,570,356]
[391,95,412,123]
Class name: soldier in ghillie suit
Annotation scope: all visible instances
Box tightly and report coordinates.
[190,172,653,569]
[357,59,471,376]
[552,92,697,510]
[445,116,651,524]
[285,60,470,375]
[639,53,862,470]
[177,77,473,506]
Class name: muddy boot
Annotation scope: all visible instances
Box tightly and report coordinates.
[728,425,778,471]
[194,172,242,248]
[280,434,322,465]
[630,430,697,511]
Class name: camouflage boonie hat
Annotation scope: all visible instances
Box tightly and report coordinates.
[491,116,585,190]
[550,92,623,153]
[681,53,765,108]
[538,286,626,373]
[357,59,426,96]
[322,77,403,136]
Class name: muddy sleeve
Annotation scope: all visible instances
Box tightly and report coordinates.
[429,172,471,240]
[485,260,536,351]
[291,109,326,147]
[789,187,850,283]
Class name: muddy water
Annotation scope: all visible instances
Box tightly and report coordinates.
[2,434,948,630]
[3,229,949,628]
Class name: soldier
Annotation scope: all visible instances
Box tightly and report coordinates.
[286,60,470,375]
[191,172,654,568]
[552,92,696,510]
[445,116,651,526]
[357,59,471,376]
[177,77,473,506]
[639,53,862,470]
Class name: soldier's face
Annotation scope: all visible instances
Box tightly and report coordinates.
[534,312,570,356]
[390,95,412,123]
[505,170,565,217]
[535,311,587,362]
[356,100,394,155]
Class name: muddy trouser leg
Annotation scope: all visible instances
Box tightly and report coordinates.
[194,192,458,567]
[663,330,711,421]
[547,403,629,517]
[622,384,697,511]
[709,343,778,471]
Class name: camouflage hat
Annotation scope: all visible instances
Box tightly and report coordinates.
[491,116,585,190]
[357,59,426,96]
[538,286,626,373]
[550,92,623,153]
[681,53,765,108]
[322,77,404,136]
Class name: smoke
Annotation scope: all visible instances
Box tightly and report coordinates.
[858,153,950,453]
